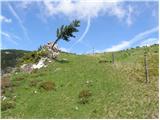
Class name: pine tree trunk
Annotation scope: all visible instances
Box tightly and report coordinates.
[144,54,149,83]
[52,38,59,50]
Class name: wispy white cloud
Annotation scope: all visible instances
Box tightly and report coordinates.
[125,5,134,26]
[105,41,130,52]
[8,3,31,42]
[140,38,159,47]
[1,31,19,45]
[130,27,158,45]
[17,1,33,9]
[0,15,12,23]
[59,47,69,52]
[42,0,133,22]
[102,26,158,52]
[16,0,132,24]
[10,33,22,41]
[69,17,91,51]
[1,32,10,38]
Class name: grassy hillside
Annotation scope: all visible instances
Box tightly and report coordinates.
[1,49,30,73]
[1,45,159,119]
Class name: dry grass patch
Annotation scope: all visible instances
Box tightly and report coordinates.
[78,89,92,104]
[1,100,16,111]
[39,81,56,91]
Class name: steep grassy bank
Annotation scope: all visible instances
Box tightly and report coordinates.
[1,45,159,119]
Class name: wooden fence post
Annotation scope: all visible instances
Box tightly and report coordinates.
[144,53,149,83]
[112,52,115,64]
[93,47,94,55]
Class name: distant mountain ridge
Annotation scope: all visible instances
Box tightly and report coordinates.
[1,49,31,74]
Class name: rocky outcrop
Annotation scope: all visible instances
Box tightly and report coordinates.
[20,42,60,73]
[20,58,47,73]
[43,42,60,59]
[20,64,33,73]
[32,57,47,69]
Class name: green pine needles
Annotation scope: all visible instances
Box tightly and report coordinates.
[52,20,80,49]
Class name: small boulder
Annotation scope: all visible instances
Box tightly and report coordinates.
[32,57,47,69]
[20,63,33,73]
[43,42,60,59]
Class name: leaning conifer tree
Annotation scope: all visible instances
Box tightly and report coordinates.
[52,20,80,49]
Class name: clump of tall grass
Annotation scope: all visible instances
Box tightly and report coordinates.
[39,81,56,91]
[78,89,92,104]
[113,62,145,83]
[1,100,16,111]
[113,51,158,83]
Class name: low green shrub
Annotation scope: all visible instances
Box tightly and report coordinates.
[79,97,89,104]
[1,100,16,111]
[39,81,56,91]
[154,50,158,53]
[31,69,38,74]
[78,90,92,104]
[15,76,25,81]
[29,80,40,87]
[18,49,48,65]
[79,90,92,98]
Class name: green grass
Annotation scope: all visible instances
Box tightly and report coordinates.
[1,45,159,119]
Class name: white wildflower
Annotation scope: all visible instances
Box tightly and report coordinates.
[86,80,89,84]
[2,96,7,101]
[75,106,79,110]
[34,91,37,94]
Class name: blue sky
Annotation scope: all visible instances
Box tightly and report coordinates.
[1,0,159,54]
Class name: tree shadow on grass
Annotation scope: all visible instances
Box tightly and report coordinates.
[55,59,70,64]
